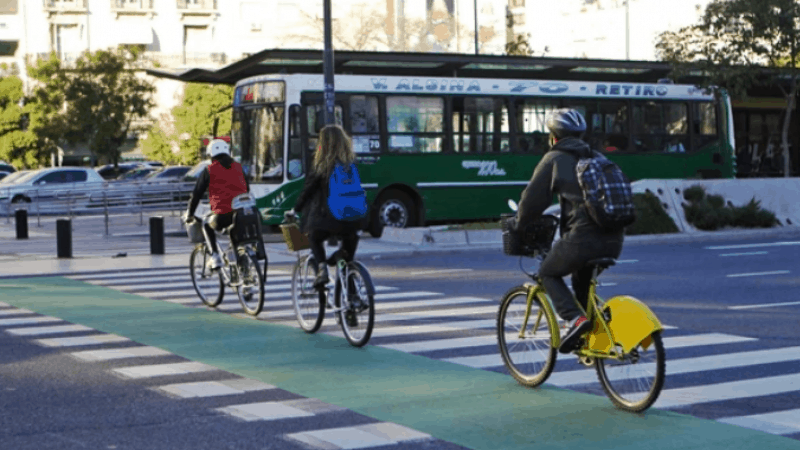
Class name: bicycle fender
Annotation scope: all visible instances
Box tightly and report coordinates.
[603,296,663,353]
[350,261,376,296]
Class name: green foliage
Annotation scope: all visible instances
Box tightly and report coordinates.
[625,192,680,235]
[0,72,38,168]
[682,184,778,230]
[140,126,177,165]
[27,48,156,167]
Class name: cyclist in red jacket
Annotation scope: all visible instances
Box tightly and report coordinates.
[184,139,250,270]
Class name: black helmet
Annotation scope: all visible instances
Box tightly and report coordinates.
[546,109,587,138]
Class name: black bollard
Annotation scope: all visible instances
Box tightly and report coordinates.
[15,209,28,239]
[56,219,72,258]
[150,216,164,255]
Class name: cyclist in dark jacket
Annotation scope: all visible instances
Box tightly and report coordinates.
[515,109,624,354]
[289,125,365,290]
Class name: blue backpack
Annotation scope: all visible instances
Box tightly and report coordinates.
[327,162,368,221]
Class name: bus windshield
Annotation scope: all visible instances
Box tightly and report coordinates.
[231,104,285,184]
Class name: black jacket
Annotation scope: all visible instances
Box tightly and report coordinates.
[516,137,624,244]
[294,170,365,235]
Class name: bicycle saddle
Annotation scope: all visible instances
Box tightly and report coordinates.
[586,257,616,269]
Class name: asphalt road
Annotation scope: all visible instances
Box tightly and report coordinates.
[1,233,800,449]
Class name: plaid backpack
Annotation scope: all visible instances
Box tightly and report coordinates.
[576,151,636,231]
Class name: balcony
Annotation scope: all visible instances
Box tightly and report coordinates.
[110,0,155,18]
[43,0,88,15]
[176,0,217,17]
[140,52,228,69]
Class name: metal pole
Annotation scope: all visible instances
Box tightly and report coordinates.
[323,0,335,125]
[474,0,479,55]
[625,0,630,59]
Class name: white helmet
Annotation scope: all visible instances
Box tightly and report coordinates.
[206,139,230,158]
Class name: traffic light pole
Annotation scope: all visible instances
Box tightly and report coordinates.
[323,0,335,125]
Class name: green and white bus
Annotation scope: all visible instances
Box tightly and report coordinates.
[229,73,734,236]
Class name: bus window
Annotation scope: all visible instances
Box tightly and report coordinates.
[231,104,285,184]
[452,97,511,153]
[633,101,688,153]
[692,101,718,149]
[350,95,381,153]
[387,96,444,153]
[287,105,303,180]
[571,100,627,152]
[305,103,343,162]
[514,98,559,154]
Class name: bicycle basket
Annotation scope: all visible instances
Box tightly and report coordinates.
[501,214,559,257]
[280,223,310,252]
[185,219,205,244]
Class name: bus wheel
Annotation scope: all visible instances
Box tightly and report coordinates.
[370,191,417,238]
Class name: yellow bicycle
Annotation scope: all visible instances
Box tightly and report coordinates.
[497,203,666,413]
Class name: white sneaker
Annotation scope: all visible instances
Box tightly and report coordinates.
[207,253,223,271]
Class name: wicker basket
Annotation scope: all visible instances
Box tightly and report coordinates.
[185,220,205,244]
[280,223,310,251]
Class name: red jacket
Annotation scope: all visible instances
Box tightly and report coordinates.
[207,160,248,214]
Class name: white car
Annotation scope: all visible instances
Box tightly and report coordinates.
[0,167,106,213]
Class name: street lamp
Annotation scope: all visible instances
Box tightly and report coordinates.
[625,0,630,59]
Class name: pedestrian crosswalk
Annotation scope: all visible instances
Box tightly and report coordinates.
[2,266,800,445]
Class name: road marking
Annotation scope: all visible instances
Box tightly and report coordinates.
[729,300,800,310]
[264,296,494,320]
[285,423,432,450]
[156,379,277,398]
[444,333,754,369]
[655,373,800,409]
[706,241,800,250]
[719,251,769,257]
[90,275,293,286]
[617,259,638,263]
[726,270,790,278]
[34,334,131,347]
[141,285,401,301]
[0,316,62,326]
[0,301,9,307]
[717,409,800,436]
[6,324,93,336]
[409,268,474,276]
[69,269,291,280]
[548,345,800,387]
[0,308,34,316]
[71,346,172,362]
[217,401,315,421]
[113,362,218,379]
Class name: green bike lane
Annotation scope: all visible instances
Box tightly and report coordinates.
[2,276,798,450]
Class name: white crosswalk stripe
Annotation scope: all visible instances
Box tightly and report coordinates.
[59,266,800,441]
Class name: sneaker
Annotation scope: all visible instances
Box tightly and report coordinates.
[558,315,592,354]
[207,253,223,271]
[345,310,358,327]
[313,263,329,291]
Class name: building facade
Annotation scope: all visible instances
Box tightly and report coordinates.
[0,0,518,166]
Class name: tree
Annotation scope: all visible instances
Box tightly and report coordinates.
[656,0,800,177]
[27,47,156,167]
[0,65,39,168]
[141,82,233,166]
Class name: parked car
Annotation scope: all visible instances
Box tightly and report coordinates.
[182,160,211,182]
[0,170,35,186]
[0,163,16,173]
[0,171,9,181]
[143,165,191,183]
[115,166,157,182]
[0,167,105,213]
[96,163,144,180]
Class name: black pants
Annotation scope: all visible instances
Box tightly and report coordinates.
[538,237,622,322]
[309,229,359,267]
[202,212,234,254]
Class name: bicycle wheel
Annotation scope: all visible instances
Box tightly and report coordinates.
[235,250,265,316]
[595,331,666,412]
[335,265,375,347]
[190,245,224,307]
[292,255,325,333]
[497,286,557,387]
